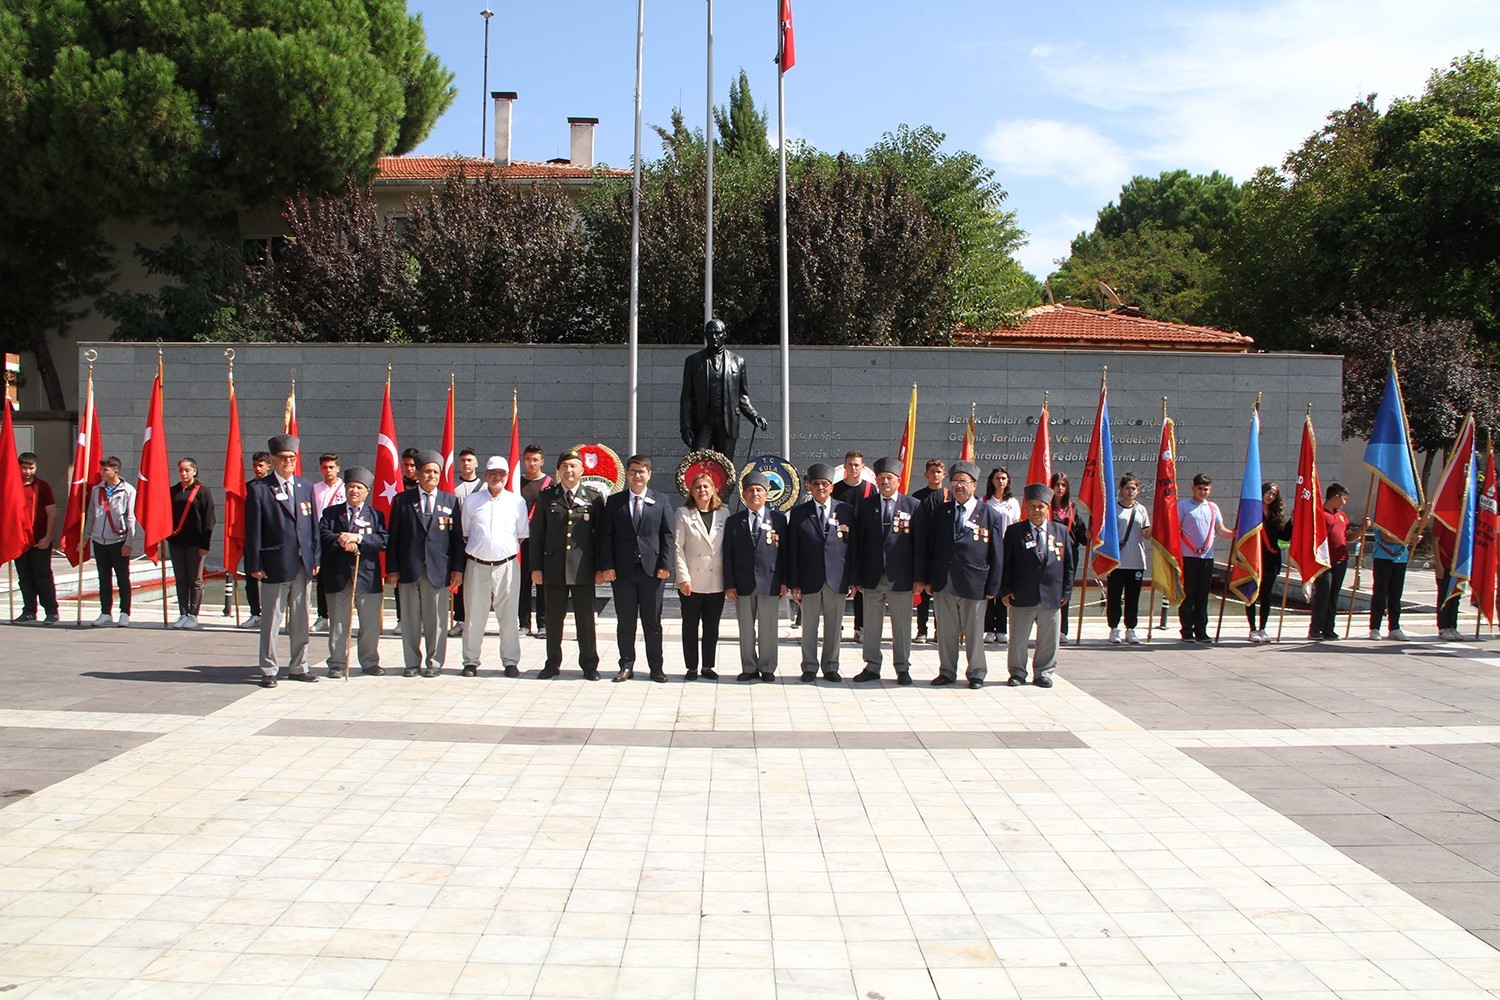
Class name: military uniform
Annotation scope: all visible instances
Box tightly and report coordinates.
[529,482,602,678]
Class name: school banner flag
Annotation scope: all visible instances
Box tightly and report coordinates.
[1227,403,1266,605]
[1289,412,1330,588]
[223,373,247,576]
[1151,415,1184,607]
[896,383,918,494]
[1432,414,1477,604]
[136,363,172,563]
[1472,441,1498,625]
[439,377,456,493]
[60,372,104,567]
[1363,360,1424,543]
[1027,401,1051,487]
[1078,380,1120,577]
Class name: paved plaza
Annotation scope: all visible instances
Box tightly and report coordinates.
[3,598,1500,998]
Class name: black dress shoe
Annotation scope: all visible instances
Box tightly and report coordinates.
[896,672,912,686]
[403,667,419,677]
[650,671,668,683]
[852,670,881,683]
[737,671,758,682]
[800,671,817,683]
[328,668,345,679]
[1034,675,1054,688]
[537,666,560,679]
[823,672,842,683]
[421,668,437,678]
[583,669,600,681]
[684,669,698,681]
[287,671,319,683]
[968,679,984,689]
[759,671,776,683]
[362,666,385,676]
[930,675,955,686]
[503,665,520,678]
[700,668,718,680]
[1323,631,1341,641]
[613,670,631,683]
[1006,677,1023,687]
[461,666,478,677]
[259,676,278,688]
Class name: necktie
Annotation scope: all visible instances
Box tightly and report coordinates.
[423,492,433,516]
[632,494,642,527]
[818,504,827,530]
[1034,524,1046,562]
[882,498,892,530]
[955,503,966,539]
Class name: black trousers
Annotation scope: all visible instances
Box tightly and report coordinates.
[1106,568,1144,629]
[1179,556,1214,638]
[167,541,205,616]
[518,546,538,629]
[1369,558,1407,631]
[681,591,726,674]
[984,597,1008,634]
[15,546,57,616]
[315,576,328,619]
[611,567,665,672]
[1309,560,1348,637]
[94,542,131,615]
[543,583,599,672]
[1438,573,1461,630]
[1246,551,1282,630]
[245,573,261,616]
[916,591,932,634]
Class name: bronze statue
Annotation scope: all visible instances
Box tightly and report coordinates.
[679,319,768,463]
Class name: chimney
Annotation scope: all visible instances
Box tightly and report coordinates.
[492,91,517,167]
[568,117,598,168]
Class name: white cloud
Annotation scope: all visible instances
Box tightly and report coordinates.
[1016,213,1096,280]
[982,119,1131,191]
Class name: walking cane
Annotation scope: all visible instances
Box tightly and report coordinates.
[345,548,359,683]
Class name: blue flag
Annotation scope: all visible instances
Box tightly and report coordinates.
[1080,385,1120,576]
[1228,406,1265,605]
[1363,361,1424,542]
[1447,438,1478,605]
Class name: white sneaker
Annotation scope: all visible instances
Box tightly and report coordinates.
[1125,628,1142,644]
[313,617,329,632]
[449,622,465,637]
[182,615,203,631]
[1247,630,1262,644]
[92,613,113,627]
[996,632,1008,645]
[170,615,186,629]
[1439,628,1463,641]
[1388,629,1409,641]
[116,614,130,628]
[1108,627,1122,644]
[242,614,262,629]
[1368,629,1382,641]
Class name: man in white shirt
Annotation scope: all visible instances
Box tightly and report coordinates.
[458,456,530,677]
[310,452,344,632]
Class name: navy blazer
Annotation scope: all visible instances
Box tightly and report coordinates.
[318,503,388,594]
[786,498,855,594]
[597,487,674,577]
[386,488,465,587]
[1000,518,1075,609]
[852,491,922,591]
[915,496,1005,600]
[723,506,788,596]
[243,475,318,583]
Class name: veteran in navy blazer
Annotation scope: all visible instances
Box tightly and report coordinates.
[244,434,321,688]
[318,466,388,677]
[1001,482,1075,688]
[385,450,464,677]
[724,472,789,681]
[786,463,856,682]
[915,460,1006,688]
[851,456,923,685]
[598,455,675,682]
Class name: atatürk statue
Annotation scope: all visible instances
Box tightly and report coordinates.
[679,319,768,463]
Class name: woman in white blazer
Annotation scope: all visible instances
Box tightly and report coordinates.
[674,472,730,680]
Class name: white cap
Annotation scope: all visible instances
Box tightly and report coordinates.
[485,456,509,473]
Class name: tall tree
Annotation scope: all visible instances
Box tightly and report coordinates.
[0,0,454,407]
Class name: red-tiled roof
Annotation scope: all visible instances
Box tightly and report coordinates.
[373,155,624,182]
[959,304,1253,353]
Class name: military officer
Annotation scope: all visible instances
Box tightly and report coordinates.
[529,451,602,680]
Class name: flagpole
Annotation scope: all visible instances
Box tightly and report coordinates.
[1343,472,1377,639]
[776,14,791,460]
[703,0,714,324]
[76,350,97,626]
[627,0,644,456]
[1147,397,1165,644]
[158,344,169,629]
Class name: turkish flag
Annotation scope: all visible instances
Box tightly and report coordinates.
[223,375,247,576]
[0,400,30,564]
[506,387,521,492]
[135,367,172,563]
[778,0,796,71]
[439,381,455,493]
[284,387,301,476]
[61,373,104,567]
[1026,403,1051,488]
[372,381,400,574]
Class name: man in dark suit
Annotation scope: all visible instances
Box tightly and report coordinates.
[724,472,788,682]
[319,466,388,678]
[244,434,320,688]
[852,456,923,685]
[1001,483,1076,688]
[529,451,602,680]
[914,460,1005,689]
[598,454,675,682]
[679,318,769,463]
[385,450,464,677]
[787,463,856,683]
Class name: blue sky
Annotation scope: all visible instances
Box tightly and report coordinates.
[407,0,1496,279]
